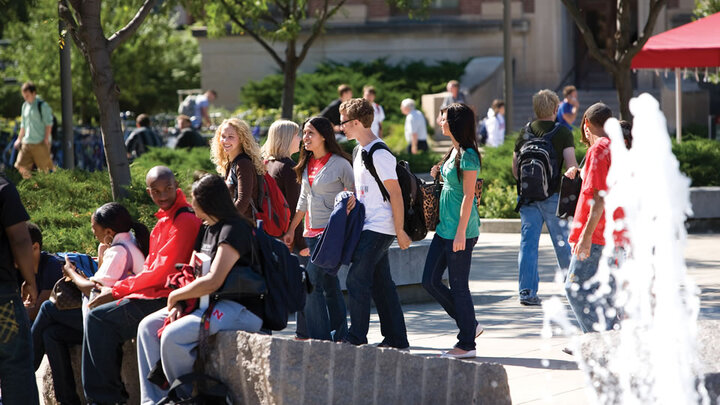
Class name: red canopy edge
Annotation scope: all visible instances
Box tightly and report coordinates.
[631,12,720,69]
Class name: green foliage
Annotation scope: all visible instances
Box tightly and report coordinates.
[0,0,200,123]
[694,1,720,83]
[240,59,470,122]
[672,138,720,187]
[15,147,214,254]
[478,180,519,219]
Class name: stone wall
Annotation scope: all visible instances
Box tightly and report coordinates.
[204,331,512,405]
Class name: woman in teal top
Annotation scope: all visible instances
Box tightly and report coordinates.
[422,103,482,359]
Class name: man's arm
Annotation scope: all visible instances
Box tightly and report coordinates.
[574,191,604,260]
[512,152,519,180]
[14,128,25,149]
[25,289,51,321]
[562,147,579,171]
[7,222,37,306]
[383,179,410,250]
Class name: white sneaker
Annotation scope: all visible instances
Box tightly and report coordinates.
[475,323,484,338]
[441,349,477,359]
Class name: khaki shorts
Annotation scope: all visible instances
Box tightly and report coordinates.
[15,142,53,173]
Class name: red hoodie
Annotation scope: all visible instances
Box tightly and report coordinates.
[112,189,201,300]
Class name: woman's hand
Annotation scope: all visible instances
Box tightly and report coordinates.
[282,232,294,250]
[430,164,440,179]
[62,257,76,279]
[346,194,356,214]
[87,286,114,309]
[167,303,183,323]
[572,236,592,261]
[299,248,310,257]
[166,290,179,312]
[453,234,466,252]
[564,166,579,180]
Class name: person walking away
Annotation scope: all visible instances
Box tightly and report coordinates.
[281,117,353,341]
[363,86,385,138]
[14,81,54,179]
[262,120,310,339]
[32,203,148,405]
[564,103,620,333]
[512,89,578,306]
[174,115,206,149]
[485,99,506,147]
[339,98,410,349]
[137,175,264,404]
[556,85,579,130]
[0,174,40,404]
[211,118,264,220]
[81,166,201,404]
[401,98,428,155]
[423,103,483,358]
[320,84,353,134]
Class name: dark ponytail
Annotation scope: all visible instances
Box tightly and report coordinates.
[93,202,149,256]
[441,103,480,182]
[130,221,150,256]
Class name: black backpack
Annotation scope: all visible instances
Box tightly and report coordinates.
[253,221,311,331]
[37,100,59,140]
[515,123,562,206]
[353,142,427,241]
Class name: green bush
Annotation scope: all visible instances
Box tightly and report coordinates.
[478,180,519,219]
[672,138,720,186]
[240,59,470,122]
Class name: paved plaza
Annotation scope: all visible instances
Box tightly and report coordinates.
[281,232,720,404]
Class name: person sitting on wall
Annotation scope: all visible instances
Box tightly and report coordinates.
[21,222,63,322]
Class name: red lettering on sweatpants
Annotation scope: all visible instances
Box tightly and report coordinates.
[213,309,224,321]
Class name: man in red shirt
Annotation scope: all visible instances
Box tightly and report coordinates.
[82,166,202,404]
[564,103,617,334]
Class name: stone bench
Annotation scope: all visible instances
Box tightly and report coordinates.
[204,331,511,405]
[40,333,511,405]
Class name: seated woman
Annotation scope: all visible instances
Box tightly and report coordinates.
[31,202,148,405]
[137,174,264,404]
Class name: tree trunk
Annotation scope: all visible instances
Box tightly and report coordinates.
[84,32,131,200]
[280,63,297,119]
[613,66,633,121]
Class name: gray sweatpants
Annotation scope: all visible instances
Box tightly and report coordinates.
[136,301,263,404]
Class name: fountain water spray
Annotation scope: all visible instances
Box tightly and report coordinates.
[543,93,708,404]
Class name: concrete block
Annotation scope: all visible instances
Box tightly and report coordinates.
[302,340,332,405]
[351,344,377,405]
[448,360,476,404]
[396,351,425,404]
[689,187,720,219]
[330,341,356,403]
[474,362,513,405]
[39,341,139,405]
[373,348,401,404]
[422,356,450,404]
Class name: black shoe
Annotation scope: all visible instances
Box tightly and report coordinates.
[519,290,542,306]
[377,341,410,352]
[562,347,574,356]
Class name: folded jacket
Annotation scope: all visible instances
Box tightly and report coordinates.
[311,191,365,275]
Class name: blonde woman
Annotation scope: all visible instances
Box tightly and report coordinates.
[211,118,265,219]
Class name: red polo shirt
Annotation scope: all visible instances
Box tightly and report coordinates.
[569,137,611,246]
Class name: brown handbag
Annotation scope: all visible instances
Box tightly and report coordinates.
[49,277,83,310]
[421,176,441,231]
[474,178,484,208]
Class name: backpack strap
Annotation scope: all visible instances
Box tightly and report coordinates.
[110,242,134,279]
[360,142,392,202]
[173,206,194,222]
[37,100,44,121]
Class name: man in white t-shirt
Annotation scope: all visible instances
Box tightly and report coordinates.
[401,98,428,154]
[339,98,410,349]
[363,85,385,138]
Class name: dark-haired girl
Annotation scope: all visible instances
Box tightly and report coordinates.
[422,103,483,359]
[31,202,148,405]
[281,116,353,341]
[137,175,264,404]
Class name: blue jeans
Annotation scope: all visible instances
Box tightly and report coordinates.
[82,297,166,404]
[293,252,310,339]
[565,243,619,333]
[518,193,572,297]
[32,300,84,405]
[303,236,347,341]
[422,234,478,351]
[344,230,408,348]
[0,282,39,405]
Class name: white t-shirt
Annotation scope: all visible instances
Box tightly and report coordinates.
[404,109,428,143]
[370,103,385,137]
[354,139,398,235]
[485,108,506,147]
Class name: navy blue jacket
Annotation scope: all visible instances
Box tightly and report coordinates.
[311,192,365,275]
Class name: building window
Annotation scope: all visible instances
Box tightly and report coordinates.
[392,0,459,16]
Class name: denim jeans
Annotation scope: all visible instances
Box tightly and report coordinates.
[32,300,84,405]
[293,252,310,339]
[0,282,39,405]
[344,230,409,348]
[518,193,572,297]
[565,243,619,333]
[422,234,478,351]
[82,297,166,404]
[303,236,347,341]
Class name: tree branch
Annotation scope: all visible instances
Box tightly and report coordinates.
[624,0,667,62]
[107,0,157,53]
[58,0,87,57]
[560,0,616,72]
[297,0,347,65]
[220,0,285,70]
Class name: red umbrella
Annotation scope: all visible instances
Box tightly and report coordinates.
[631,12,720,141]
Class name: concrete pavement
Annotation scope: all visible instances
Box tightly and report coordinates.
[281,232,720,404]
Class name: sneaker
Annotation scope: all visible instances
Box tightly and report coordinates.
[441,349,477,359]
[519,290,542,306]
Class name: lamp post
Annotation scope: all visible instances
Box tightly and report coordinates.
[59,20,74,168]
[503,0,513,131]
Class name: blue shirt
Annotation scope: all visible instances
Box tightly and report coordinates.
[556,101,574,130]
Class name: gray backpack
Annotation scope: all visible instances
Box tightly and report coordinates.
[178,95,196,117]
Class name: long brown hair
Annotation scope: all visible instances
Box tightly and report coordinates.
[293,117,351,183]
[440,103,481,181]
